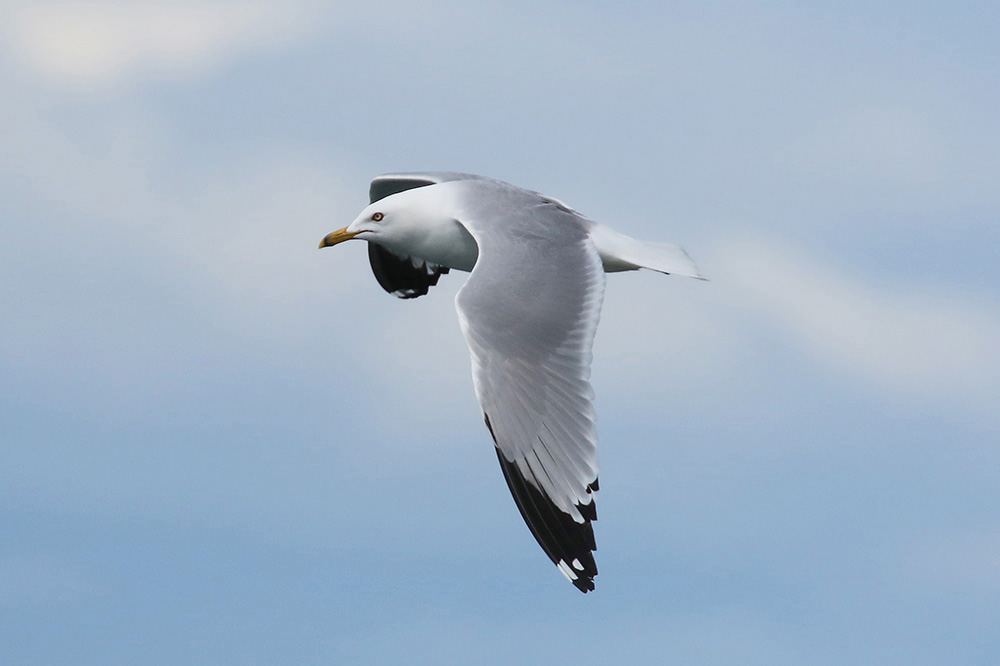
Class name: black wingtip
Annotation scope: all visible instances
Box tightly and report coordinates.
[572,574,596,593]
[486,414,598,592]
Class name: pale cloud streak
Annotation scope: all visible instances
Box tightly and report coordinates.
[4,0,326,87]
[712,239,1000,404]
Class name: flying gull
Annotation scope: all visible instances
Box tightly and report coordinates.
[319,172,703,592]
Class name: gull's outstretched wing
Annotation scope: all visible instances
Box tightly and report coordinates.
[367,173,483,299]
[450,179,605,592]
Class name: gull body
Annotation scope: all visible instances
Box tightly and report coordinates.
[320,172,702,592]
[326,176,702,280]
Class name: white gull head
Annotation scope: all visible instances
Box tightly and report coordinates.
[322,182,478,272]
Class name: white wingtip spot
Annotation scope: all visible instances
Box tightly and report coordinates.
[571,558,584,571]
[556,559,579,581]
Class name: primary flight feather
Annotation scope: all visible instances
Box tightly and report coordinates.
[319,172,703,592]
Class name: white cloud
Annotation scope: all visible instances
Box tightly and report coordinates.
[712,239,1000,404]
[4,0,325,87]
[588,235,1000,419]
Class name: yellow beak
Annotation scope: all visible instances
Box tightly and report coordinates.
[318,227,360,249]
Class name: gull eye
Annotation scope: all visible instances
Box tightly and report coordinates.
[371,212,384,222]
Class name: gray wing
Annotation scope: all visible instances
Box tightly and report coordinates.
[367,173,486,299]
[453,183,605,592]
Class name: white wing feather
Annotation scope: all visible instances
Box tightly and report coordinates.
[445,180,605,591]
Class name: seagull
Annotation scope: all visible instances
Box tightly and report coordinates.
[319,172,703,592]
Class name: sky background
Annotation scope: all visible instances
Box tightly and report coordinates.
[2,1,999,664]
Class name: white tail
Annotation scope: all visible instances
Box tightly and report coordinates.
[589,224,705,279]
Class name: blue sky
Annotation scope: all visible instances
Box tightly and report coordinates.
[2,1,998,664]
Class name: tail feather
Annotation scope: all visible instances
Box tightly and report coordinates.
[590,224,705,279]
